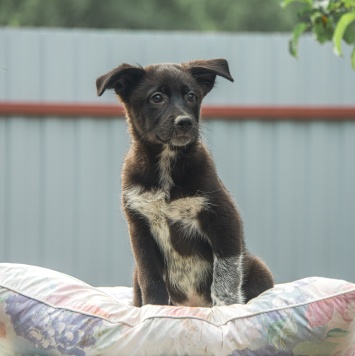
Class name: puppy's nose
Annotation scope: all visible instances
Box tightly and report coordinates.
[174,116,193,131]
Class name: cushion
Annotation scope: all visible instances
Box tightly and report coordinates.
[0,263,354,355]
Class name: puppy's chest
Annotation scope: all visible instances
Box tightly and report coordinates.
[126,145,209,245]
[125,186,212,305]
[125,186,208,247]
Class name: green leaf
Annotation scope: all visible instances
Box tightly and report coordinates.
[281,0,313,8]
[327,328,349,338]
[351,46,355,69]
[333,11,355,56]
[344,21,355,44]
[290,22,309,57]
[344,0,355,9]
[312,14,335,44]
[329,2,344,11]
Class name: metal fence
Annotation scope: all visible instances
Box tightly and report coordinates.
[1,28,354,286]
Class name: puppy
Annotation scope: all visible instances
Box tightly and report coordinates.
[96,59,274,307]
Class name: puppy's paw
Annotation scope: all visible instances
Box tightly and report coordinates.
[211,283,245,306]
[211,255,245,306]
[211,293,227,307]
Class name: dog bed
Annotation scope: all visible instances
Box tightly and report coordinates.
[0,263,354,355]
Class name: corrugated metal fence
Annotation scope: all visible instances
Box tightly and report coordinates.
[0,28,354,286]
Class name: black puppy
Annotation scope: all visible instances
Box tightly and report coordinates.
[96,59,274,307]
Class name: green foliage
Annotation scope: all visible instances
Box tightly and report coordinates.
[282,0,355,69]
[0,0,299,32]
[333,11,355,54]
[290,22,309,56]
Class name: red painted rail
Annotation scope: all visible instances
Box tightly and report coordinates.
[1,101,355,120]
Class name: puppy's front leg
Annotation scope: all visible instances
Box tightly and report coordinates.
[199,201,245,306]
[211,254,245,306]
[126,212,169,306]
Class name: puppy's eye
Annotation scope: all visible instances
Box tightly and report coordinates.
[150,93,164,104]
[187,91,196,102]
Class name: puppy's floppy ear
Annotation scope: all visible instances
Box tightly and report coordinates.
[184,58,234,97]
[96,64,145,103]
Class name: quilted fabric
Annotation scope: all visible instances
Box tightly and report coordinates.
[0,263,354,355]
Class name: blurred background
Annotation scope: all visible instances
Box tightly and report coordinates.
[0,0,299,31]
[0,0,354,287]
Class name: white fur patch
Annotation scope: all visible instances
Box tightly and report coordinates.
[158,145,177,197]
[125,145,216,306]
[124,185,211,306]
[211,254,245,306]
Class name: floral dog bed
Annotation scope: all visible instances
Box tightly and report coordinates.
[0,263,354,355]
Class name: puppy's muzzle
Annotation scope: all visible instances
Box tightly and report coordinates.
[174,116,193,132]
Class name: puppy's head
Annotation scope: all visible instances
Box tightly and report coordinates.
[96,59,234,148]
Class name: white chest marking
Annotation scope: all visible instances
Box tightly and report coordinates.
[124,186,212,305]
[158,145,177,197]
[125,145,213,306]
[125,187,208,237]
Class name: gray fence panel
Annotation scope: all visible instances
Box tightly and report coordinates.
[0,28,354,286]
[1,28,355,104]
[205,120,355,283]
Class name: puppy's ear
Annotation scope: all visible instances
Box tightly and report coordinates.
[96,64,145,103]
[184,58,234,97]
